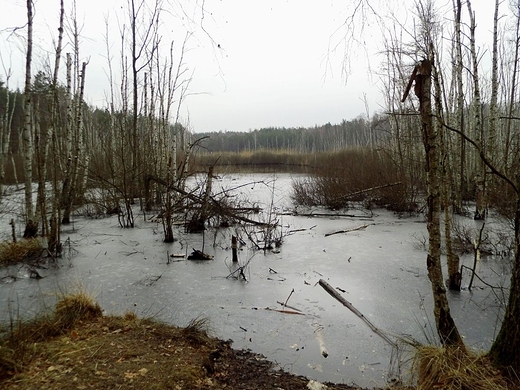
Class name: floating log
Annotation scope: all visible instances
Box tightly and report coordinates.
[318,279,396,347]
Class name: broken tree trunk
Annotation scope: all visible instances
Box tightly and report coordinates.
[405,57,464,347]
[196,166,214,231]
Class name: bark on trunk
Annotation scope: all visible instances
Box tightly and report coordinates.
[489,199,520,370]
[411,58,464,347]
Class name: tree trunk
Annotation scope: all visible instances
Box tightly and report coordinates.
[413,58,464,347]
[23,0,35,237]
[467,0,485,219]
[62,61,87,224]
[453,0,466,213]
[432,52,461,291]
[489,199,520,371]
[504,0,520,171]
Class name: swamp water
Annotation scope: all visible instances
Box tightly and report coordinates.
[0,173,511,388]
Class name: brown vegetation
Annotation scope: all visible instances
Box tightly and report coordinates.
[195,149,314,173]
[0,294,383,390]
[291,148,419,212]
[2,291,517,389]
[415,346,511,390]
[0,239,44,266]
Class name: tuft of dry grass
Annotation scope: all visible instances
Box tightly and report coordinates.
[0,238,43,266]
[182,316,212,345]
[415,345,510,390]
[54,289,102,329]
[0,287,101,380]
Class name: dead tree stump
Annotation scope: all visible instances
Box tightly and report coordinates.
[232,235,238,263]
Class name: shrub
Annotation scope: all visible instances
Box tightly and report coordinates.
[291,148,420,212]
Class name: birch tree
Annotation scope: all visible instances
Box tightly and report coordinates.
[22,0,36,238]
[34,0,65,242]
[0,70,16,197]
[61,10,88,226]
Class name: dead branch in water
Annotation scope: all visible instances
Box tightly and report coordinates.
[325,224,369,237]
[318,279,396,347]
[264,307,305,315]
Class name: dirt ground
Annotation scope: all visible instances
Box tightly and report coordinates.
[0,313,402,390]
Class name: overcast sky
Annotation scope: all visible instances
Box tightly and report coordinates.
[1,0,499,133]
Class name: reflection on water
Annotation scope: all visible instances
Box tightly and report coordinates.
[0,173,511,388]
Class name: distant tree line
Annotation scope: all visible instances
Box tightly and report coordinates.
[197,114,390,153]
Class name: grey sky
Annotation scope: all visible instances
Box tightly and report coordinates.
[1,0,499,133]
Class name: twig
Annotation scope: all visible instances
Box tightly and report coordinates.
[460,265,509,291]
[277,301,302,312]
[282,288,295,311]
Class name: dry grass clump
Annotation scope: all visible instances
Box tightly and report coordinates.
[54,290,102,329]
[415,345,510,390]
[0,289,101,379]
[0,238,43,266]
[182,316,212,345]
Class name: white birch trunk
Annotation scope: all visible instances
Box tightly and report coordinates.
[22,0,35,236]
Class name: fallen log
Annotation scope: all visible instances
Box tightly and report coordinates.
[289,212,374,219]
[335,181,402,201]
[264,307,305,315]
[318,279,396,347]
[325,224,369,237]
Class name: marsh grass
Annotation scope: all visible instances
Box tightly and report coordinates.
[182,316,212,345]
[0,238,44,266]
[414,345,511,390]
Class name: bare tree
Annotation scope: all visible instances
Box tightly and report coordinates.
[503,0,520,171]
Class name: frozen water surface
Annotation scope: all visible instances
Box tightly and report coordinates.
[0,173,511,388]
